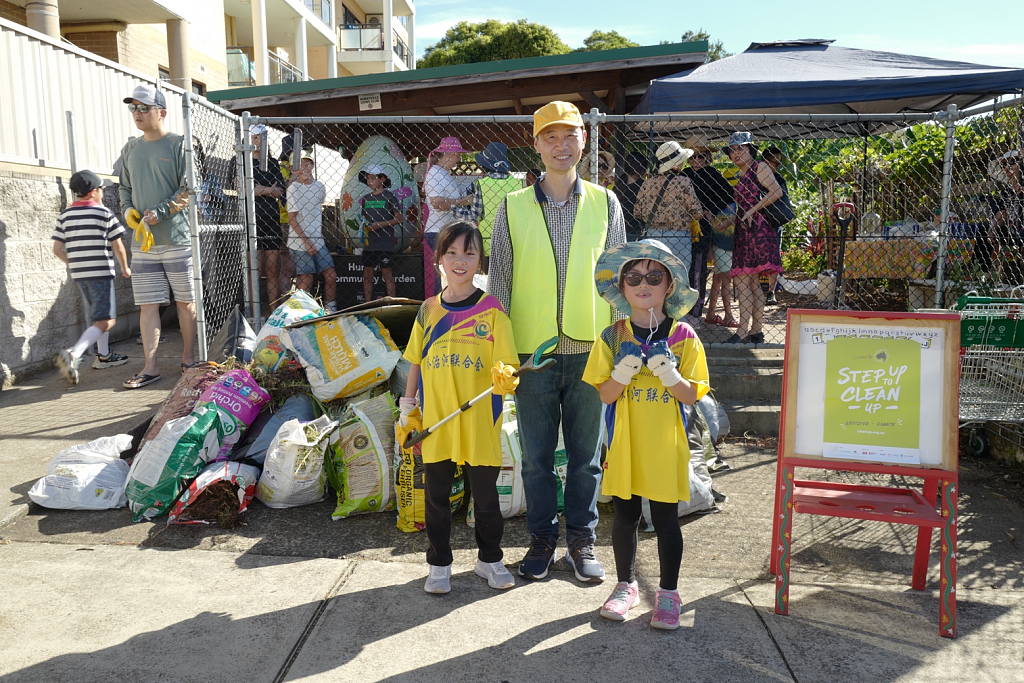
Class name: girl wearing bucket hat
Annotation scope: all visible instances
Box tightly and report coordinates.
[583,239,709,630]
[423,136,475,296]
[724,131,783,344]
[634,142,705,308]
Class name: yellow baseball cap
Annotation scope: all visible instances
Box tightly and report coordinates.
[533,101,584,137]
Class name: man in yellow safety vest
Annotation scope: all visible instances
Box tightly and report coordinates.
[452,141,523,272]
[488,101,626,583]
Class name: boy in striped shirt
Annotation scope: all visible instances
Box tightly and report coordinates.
[51,170,132,385]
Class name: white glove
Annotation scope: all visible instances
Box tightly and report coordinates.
[646,341,683,388]
[398,396,418,427]
[611,341,645,385]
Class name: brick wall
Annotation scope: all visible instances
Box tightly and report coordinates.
[64,31,120,63]
[0,169,137,388]
[0,0,26,24]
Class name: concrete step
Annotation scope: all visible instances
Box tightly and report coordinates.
[710,366,783,401]
[720,399,781,437]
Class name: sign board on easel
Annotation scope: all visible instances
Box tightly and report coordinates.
[772,309,960,638]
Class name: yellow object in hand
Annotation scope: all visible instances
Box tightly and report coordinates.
[689,218,703,238]
[395,407,423,450]
[491,361,520,395]
[126,208,155,252]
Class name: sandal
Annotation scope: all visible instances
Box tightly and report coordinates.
[705,314,726,326]
[722,318,740,328]
[123,373,161,389]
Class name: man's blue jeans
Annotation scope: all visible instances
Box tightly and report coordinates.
[514,352,602,545]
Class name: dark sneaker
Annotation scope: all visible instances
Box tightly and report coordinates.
[54,349,79,386]
[766,292,778,305]
[518,535,558,580]
[92,352,130,369]
[136,334,168,345]
[566,538,605,583]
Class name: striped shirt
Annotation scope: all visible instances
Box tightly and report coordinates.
[488,176,627,355]
[51,200,125,280]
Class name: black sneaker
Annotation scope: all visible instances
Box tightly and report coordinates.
[92,352,130,369]
[566,538,605,583]
[766,292,778,305]
[136,334,169,345]
[518,535,558,580]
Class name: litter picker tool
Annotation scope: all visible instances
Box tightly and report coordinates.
[402,337,558,449]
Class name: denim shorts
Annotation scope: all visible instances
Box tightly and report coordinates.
[290,244,334,275]
[76,278,116,322]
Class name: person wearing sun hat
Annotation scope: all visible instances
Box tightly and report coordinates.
[358,164,402,301]
[423,136,475,295]
[985,149,1024,283]
[488,100,626,585]
[583,238,709,629]
[449,142,523,270]
[634,141,705,317]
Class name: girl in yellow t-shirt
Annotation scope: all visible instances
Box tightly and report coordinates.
[583,239,710,631]
[397,220,520,595]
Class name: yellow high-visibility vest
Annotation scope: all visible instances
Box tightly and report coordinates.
[479,176,523,256]
[505,181,611,353]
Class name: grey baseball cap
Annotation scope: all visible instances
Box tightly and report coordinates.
[123,83,167,109]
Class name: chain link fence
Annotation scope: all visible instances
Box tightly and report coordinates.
[182,95,249,359]
[227,102,1022,347]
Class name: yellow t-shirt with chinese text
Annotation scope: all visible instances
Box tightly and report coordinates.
[583,319,710,503]
[404,291,518,466]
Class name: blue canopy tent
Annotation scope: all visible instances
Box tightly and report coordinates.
[634,39,1024,138]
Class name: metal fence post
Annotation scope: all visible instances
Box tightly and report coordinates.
[588,108,601,181]
[65,111,78,173]
[935,104,957,307]
[181,92,209,361]
[240,112,262,325]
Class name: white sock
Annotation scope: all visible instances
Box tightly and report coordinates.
[658,586,679,595]
[96,332,110,356]
[71,325,103,360]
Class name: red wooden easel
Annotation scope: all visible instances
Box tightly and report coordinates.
[770,310,959,638]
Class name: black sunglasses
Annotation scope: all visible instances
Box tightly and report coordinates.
[127,103,155,113]
[623,270,666,287]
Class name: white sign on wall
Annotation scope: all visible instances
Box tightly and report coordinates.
[358,93,382,111]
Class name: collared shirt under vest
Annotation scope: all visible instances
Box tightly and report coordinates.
[504,179,612,354]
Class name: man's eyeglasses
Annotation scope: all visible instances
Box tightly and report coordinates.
[692,153,711,161]
[623,270,666,287]
[127,103,154,113]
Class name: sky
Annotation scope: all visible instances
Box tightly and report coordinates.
[413,0,1024,68]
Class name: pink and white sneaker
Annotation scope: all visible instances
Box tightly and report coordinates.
[600,581,640,621]
[651,588,682,630]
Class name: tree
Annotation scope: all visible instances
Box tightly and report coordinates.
[575,30,640,52]
[679,29,733,62]
[417,19,571,69]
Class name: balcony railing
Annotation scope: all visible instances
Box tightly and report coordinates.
[227,46,308,87]
[394,30,412,68]
[303,0,332,27]
[338,23,382,51]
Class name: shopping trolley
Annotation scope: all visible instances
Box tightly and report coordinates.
[955,288,1024,455]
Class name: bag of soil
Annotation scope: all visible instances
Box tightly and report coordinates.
[394,417,465,532]
[281,314,402,402]
[194,368,271,460]
[326,392,397,519]
[253,290,325,371]
[126,406,225,522]
[138,363,221,455]
[168,461,261,526]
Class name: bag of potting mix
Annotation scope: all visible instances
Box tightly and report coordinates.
[256,415,338,509]
[28,434,133,510]
[193,368,271,460]
[168,460,261,525]
[125,406,224,522]
[326,392,397,519]
[394,409,465,532]
[281,314,402,401]
[253,290,325,371]
[138,363,221,455]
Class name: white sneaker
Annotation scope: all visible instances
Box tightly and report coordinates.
[54,349,80,386]
[424,564,451,594]
[475,560,515,589]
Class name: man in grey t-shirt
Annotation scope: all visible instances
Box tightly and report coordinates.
[119,83,197,389]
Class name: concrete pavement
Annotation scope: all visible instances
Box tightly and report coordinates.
[1,335,1023,682]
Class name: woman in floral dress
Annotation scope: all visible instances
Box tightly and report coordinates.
[725,132,784,344]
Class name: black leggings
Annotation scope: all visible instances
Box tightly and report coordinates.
[612,495,683,591]
[423,460,503,566]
